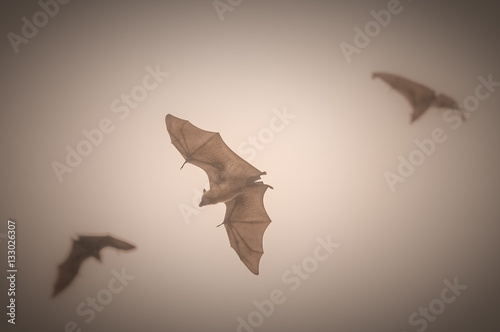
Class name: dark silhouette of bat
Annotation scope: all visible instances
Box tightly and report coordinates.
[373,72,465,123]
[165,114,272,275]
[53,235,136,297]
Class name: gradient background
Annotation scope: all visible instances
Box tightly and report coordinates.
[1,0,500,331]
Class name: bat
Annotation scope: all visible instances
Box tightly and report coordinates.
[165,114,273,275]
[53,235,136,297]
[372,72,465,123]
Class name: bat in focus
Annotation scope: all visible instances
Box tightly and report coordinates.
[53,235,136,297]
[373,72,465,123]
[165,114,273,275]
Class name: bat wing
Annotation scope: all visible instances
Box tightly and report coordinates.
[432,93,459,109]
[53,241,89,297]
[433,92,465,114]
[432,93,465,120]
[223,182,272,275]
[166,114,263,188]
[373,72,436,123]
[53,235,135,297]
[77,235,136,252]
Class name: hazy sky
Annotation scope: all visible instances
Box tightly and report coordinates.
[1,1,499,331]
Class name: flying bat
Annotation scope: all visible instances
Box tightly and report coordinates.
[373,72,465,123]
[53,235,136,297]
[165,114,272,275]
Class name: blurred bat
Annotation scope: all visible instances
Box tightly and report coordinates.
[373,72,465,123]
[165,114,272,275]
[53,235,136,297]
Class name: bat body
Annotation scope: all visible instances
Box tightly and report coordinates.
[53,235,135,297]
[373,72,464,123]
[165,114,272,275]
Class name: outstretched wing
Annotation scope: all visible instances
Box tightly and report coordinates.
[53,241,89,297]
[432,93,465,120]
[373,72,436,123]
[432,93,459,109]
[223,182,272,275]
[165,114,263,188]
[78,235,136,252]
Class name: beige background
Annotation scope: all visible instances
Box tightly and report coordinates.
[1,0,499,331]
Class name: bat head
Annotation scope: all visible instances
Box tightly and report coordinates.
[199,189,211,207]
[199,188,221,207]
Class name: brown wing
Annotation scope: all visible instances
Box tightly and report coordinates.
[165,114,263,188]
[432,93,465,120]
[223,182,272,275]
[373,72,436,123]
[53,240,89,297]
[77,235,136,252]
[432,93,459,109]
